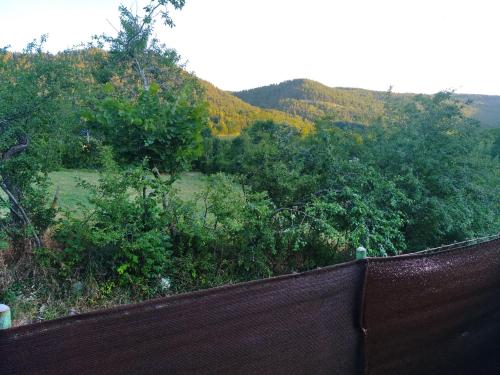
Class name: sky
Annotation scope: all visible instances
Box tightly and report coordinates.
[1,0,500,95]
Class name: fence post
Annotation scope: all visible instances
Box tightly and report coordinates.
[356,246,367,260]
[0,304,11,329]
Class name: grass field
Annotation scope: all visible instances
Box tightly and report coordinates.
[48,170,208,213]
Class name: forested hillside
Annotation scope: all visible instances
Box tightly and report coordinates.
[455,94,500,128]
[201,80,313,135]
[234,79,386,124]
[233,78,500,128]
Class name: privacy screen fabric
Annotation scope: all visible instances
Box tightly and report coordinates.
[0,262,366,375]
[363,238,500,375]
[1,238,499,374]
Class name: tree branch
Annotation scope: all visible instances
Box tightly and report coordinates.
[135,58,149,90]
[0,182,42,247]
[2,138,29,160]
[0,194,25,223]
[50,185,60,210]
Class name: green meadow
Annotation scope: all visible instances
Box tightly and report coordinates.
[48,170,208,213]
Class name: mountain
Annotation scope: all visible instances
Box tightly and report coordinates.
[454,94,500,128]
[231,79,500,128]
[201,80,314,136]
[233,79,386,125]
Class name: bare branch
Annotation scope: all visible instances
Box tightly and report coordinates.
[0,194,25,223]
[0,182,42,247]
[135,58,149,90]
[2,138,29,160]
[51,185,61,210]
[106,18,120,33]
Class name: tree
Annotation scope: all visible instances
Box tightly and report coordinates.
[365,92,500,249]
[87,1,207,179]
[215,121,408,259]
[0,39,71,251]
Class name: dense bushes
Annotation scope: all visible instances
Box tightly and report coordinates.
[365,93,500,249]
[202,95,499,253]
[49,148,410,299]
[50,165,346,297]
[53,160,171,296]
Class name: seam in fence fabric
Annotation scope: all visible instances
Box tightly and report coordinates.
[360,258,370,375]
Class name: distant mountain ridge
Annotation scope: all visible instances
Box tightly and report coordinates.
[454,94,500,128]
[229,79,500,129]
[201,78,500,135]
[233,79,386,125]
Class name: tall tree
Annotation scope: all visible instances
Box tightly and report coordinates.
[87,1,207,179]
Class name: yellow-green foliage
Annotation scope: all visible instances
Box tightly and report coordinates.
[201,80,314,135]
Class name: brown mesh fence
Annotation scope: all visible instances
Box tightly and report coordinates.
[0,262,366,375]
[0,237,499,374]
[363,237,500,375]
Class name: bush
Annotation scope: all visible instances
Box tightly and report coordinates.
[55,157,173,296]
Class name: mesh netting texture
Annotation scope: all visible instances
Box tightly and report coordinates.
[1,238,499,374]
[363,238,500,375]
[0,262,365,375]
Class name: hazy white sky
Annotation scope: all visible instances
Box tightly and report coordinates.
[1,0,500,94]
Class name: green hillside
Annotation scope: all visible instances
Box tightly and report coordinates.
[201,80,314,135]
[233,79,386,124]
[232,79,500,128]
[454,94,500,128]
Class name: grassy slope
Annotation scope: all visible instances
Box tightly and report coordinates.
[48,170,208,212]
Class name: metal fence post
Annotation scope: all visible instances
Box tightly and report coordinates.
[0,304,11,329]
[356,246,367,260]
